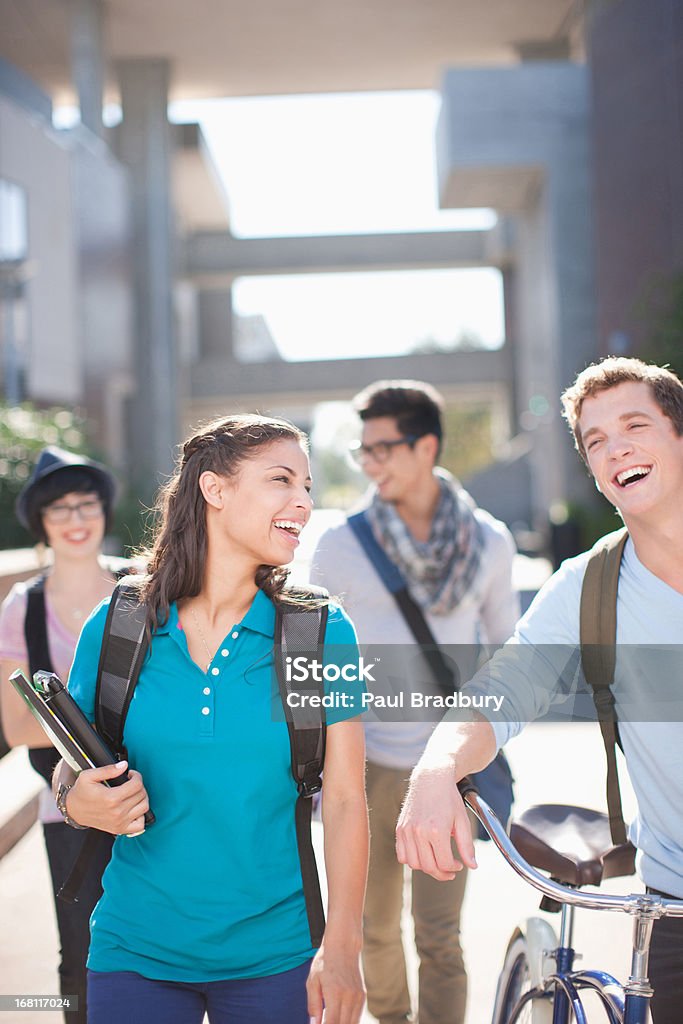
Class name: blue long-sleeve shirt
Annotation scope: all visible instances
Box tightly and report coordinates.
[466,537,683,897]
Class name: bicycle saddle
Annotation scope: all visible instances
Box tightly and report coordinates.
[510,804,636,887]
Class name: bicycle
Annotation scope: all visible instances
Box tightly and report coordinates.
[457,780,683,1024]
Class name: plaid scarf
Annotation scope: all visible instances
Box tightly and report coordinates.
[365,469,484,615]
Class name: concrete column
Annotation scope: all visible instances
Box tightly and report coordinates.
[198,287,235,360]
[69,0,105,137]
[501,266,519,437]
[436,63,597,523]
[116,58,178,494]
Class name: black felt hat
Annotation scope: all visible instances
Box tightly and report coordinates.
[15,446,117,538]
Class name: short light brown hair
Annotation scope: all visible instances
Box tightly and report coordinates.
[561,356,683,463]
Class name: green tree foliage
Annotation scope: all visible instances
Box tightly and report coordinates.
[441,403,495,482]
[0,403,88,549]
[313,446,364,510]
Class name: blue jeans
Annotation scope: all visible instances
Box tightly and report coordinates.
[86,961,312,1024]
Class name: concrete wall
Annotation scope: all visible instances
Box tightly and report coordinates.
[70,130,135,467]
[0,95,81,403]
[437,63,598,520]
[0,63,136,472]
[588,0,683,352]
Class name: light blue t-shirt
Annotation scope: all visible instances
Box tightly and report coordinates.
[466,538,683,897]
[68,589,360,981]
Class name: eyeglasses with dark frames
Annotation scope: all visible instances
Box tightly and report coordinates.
[42,498,104,524]
[348,435,420,466]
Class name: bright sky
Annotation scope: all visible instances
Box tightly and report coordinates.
[55,92,505,361]
[168,91,504,361]
[231,268,504,361]
[169,91,494,238]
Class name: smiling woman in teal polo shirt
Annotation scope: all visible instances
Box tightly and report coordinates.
[54,415,368,1024]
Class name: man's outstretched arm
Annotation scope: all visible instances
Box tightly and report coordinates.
[395,716,498,881]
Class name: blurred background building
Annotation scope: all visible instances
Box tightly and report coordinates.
[1,0,682,550]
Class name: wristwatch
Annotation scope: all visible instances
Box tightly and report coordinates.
[56,782,88,830]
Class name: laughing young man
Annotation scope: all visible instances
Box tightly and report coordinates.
[396,357,683,1024]
[311,380,519,1024]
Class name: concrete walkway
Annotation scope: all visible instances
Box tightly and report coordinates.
[0,722,642,1024]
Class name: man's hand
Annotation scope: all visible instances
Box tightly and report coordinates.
[66,760,150,836]
[396,760,477,881]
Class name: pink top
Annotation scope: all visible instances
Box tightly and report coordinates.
[0,578,81,822]
[0,578,80,681]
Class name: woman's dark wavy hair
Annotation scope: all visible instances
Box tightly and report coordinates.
[139,414,309,635]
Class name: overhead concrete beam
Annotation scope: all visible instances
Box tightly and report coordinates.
[182,229,508,279]
[171,122,232,232]
[436,63,590,213]
[190,348,508,398]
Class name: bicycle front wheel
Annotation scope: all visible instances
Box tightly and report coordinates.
[491,929,553,1024]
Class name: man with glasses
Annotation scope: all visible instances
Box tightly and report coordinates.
[311,380,518,1024]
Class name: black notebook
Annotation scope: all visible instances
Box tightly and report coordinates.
[10,669,120,774]
[10,669,155,825]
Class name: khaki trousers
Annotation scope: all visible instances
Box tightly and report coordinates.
[363,761,468,1024]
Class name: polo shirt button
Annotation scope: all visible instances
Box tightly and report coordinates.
[231,631,239,639]
[211,667,220,676]
[203,687,211,695]
[202,707,210,716]
[221,649,229,657]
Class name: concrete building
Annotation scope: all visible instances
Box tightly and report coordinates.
[0,0,681,529]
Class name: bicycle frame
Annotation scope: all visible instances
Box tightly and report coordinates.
[546,901,625,1024]
[462,787,683,1024]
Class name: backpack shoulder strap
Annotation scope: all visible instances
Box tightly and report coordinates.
[94,579,149,756]
[347,511,405,593]
[347,511,455,693]
[580,527,629,846]
[23,574,53,678]
[61,579,150,905]
[274,587,329,948]
[275,587,329,793]
[23,574,61,782]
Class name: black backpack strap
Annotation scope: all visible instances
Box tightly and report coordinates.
[23,575,61,783]
[94,580,149,755]
[60,580,150,905]
[274,588,329,948]
[57,829,115,904]
[24,575,52,677]
[580,528,629,846]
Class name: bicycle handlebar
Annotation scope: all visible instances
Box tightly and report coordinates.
[458,780,683,920]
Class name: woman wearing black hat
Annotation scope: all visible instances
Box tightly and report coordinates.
[0,446,121,1024]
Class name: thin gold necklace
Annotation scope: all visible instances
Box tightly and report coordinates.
[189,606,215,671]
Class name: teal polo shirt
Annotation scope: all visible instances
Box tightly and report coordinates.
[68,589,360,981]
